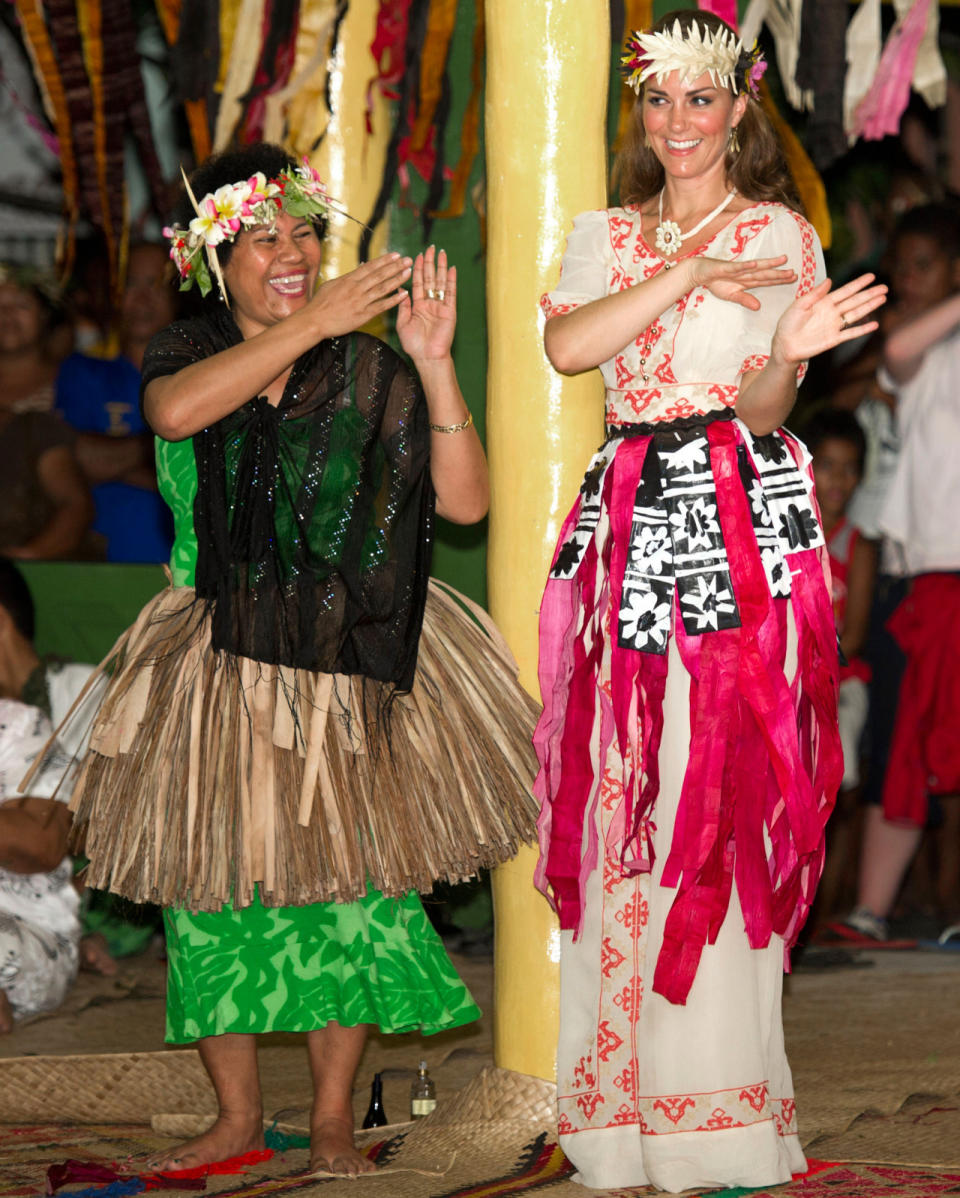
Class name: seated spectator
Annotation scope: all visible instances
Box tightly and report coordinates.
[56,242,175,563]
[0,270,95,561]
[0,558,157,964]
[0,263,59,413]
[0,699,79,1031]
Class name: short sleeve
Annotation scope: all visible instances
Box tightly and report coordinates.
[736,208,826,386]
[540,210,613,320]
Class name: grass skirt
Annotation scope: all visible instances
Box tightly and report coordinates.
[37,579,540,912]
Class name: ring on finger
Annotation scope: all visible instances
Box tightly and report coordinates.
[426,287,437,300]
[839,314,848,330]
[436,288,445,301]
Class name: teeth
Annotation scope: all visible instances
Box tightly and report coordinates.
[667,139,701,149]
[271,274,306,285]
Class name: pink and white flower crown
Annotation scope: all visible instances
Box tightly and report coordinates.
[620,19,767,98]
[163,159,334,299]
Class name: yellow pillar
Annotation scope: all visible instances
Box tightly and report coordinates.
[486,2,609,1081]
[281,0,389,280]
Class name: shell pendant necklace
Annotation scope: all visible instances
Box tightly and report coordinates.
[654,187,737,259]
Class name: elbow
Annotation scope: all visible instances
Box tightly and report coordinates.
[543,324,583,376]
[143,386,195,442]
[436,490,489,526]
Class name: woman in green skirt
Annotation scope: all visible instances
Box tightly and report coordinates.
[50,144,539,1174]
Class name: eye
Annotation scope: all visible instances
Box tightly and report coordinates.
[690,94,712,106]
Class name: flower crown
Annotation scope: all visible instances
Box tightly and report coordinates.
[620,19,767,98]
[163,159,333,299]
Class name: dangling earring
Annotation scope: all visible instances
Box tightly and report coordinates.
[729,125,741,155]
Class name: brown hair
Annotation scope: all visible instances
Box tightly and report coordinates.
[614,9,801,213]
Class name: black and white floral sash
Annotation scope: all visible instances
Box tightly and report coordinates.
[549,417,823,655]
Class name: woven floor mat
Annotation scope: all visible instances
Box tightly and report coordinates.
[4,1121,960,1198]
[0,1050,217,1123]
[803,1091,960,1168]
[785,955,960,1144]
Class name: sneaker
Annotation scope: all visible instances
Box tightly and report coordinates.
[844,906,889,942]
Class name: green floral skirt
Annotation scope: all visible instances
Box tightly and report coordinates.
[164,888,480,1043]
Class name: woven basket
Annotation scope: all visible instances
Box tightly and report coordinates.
[0,1051,217,1124]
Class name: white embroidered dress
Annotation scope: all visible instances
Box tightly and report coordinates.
[538,202,828,1192]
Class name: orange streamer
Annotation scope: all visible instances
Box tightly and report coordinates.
[13,0,79,277]
[431,2,483,220]
[78,0,116,281]
[410,0,458,152]
[614,0,652,156]
[185,98,212,164]
[153,0,182,46]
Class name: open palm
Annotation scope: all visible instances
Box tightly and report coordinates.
[396,246,457,361]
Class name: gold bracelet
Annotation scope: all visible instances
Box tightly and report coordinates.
[429,411,473,434]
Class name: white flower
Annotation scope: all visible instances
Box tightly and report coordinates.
[669,496,719,552]
[620,589,671,644]
[685,574,736,631]
[760,546,789,595]
[749,479,772,526]
[631,525,672,576]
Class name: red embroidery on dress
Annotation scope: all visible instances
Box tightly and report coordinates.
[739,1084,769,1113]
[609,215,632,255]
[740,353,768,375]
[654,357,677,384]
[541,298,578,320]
[600,766,622,812]
[614,893,649,931]
[702,1107,742,1130]
[707,383,738,408]
[781,1098,797,1127]
[596,1019,624,1062]
[613,1062,638,1097]
[611,265,628,293]
[557,1112,575,1135]
[653,1096,696,1125]
[576,1091,605,1120]
[662,397,697,420]
[614,355,633,389]
[624,390,655,417]
[611,1102,640,1127]
[573,1052,597,1090]
[729,215,773,257]
[612,977,643,1023]
[601,936,627,978]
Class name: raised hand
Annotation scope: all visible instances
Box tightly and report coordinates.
[396,245,457,361]
[309,252,412,337]
[689,254,798,311]
[771,274,888,365]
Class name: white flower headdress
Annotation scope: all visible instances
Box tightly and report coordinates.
[163,159,335,302]
[620,18,767,97]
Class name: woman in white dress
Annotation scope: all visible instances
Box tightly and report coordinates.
[533,11,886,1191]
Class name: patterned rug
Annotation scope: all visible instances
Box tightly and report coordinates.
[3,1122,960,1198]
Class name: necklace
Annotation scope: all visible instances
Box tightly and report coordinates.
[654,188,737,257]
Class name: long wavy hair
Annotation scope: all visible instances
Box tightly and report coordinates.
[614,9,801,213]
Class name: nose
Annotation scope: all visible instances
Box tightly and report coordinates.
[278,234,306,261]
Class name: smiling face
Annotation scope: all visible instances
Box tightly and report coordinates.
[641,70,746,186]
[221,210,323,338]
[812,437,862,526]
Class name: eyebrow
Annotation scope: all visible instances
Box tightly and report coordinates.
[646,85,718,98]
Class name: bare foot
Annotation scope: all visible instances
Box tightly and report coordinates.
[309,1116,375,1176]
[0,990,14,1034]
[142,1111,264,1172]
[80,933,118,977]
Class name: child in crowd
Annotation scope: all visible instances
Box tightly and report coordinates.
[808,409,876,790]
[804,409,876,920]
